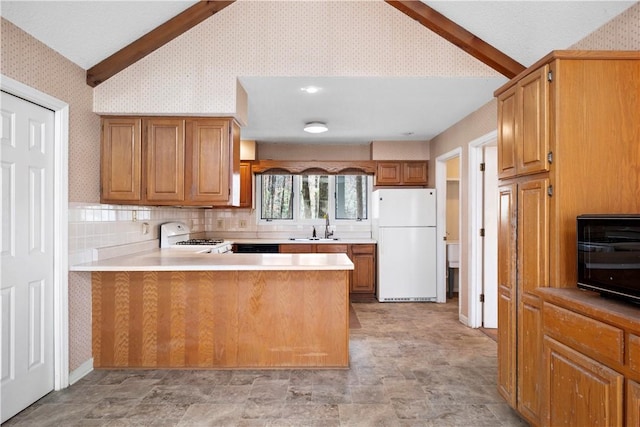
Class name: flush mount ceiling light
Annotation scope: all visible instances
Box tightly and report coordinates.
[300,86,321,94]
[304,122,328,134]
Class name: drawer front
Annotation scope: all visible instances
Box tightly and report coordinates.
[630,334,640,375]
[279,244,314,253]
[350,244,375,255]
[316,244,348,254]
[543,303,624,364]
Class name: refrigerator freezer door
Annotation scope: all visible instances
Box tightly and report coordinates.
[376,226,437,301]
[374,189,436,227]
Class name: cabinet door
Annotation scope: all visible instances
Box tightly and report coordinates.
[350,244,376,294]
[145,118,184,203]
[101,118,141,203]
[628,380,640,427]
[375,162,402,185]
[497,184,517,406]
[515,177,549,424]
[544,337,623,427]
[239,162,252,208]
[403,162,428,185]
[518,177,549,295]
[517,66,549,176]
[517,295,543,425]
[497,86,517,179]
[185,119,230,204]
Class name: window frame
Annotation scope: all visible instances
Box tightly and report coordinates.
[256,174,372,225]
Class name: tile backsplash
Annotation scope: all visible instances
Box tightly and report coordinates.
[68,203,206,265]
[69,203,374,265]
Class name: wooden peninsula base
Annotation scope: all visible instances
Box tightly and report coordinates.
[92,270,349,369]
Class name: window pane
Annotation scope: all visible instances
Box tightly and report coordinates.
[261,175,293,220]
[336,175,367,220]
[299,175,329,219]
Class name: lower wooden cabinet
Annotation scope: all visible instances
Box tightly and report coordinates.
[544,337,623,427]
[279,243,376,295]
[349,244,376,294]
[538,289,640,427]
[628,381,640,427]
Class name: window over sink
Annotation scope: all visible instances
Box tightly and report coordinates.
[259,174,370,223]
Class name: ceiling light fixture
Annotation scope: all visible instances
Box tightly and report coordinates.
[301,86,321,94]
[304,122,328,134]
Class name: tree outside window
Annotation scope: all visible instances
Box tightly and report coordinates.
[299,175,328,220]
[261,175,293,220]
[260,174,368,222]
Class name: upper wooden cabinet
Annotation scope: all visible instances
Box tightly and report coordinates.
[100,117,142,203]
[101,116,240,206]
[238,161,253,208]
[185,119,239,205]
[145,118,185,203]
[497,66,549,179]
[375,161,428,186]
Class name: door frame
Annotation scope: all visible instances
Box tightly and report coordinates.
[1,75,69,390]
[435,147,462,306]
[467,130,498,328]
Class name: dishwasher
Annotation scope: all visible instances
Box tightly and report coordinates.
[233,243,280,253]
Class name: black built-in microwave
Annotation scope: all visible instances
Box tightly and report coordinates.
[577,214,640,304]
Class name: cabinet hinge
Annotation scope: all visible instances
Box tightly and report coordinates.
[479,294,485,303]
[547,151,553,164]
[479,228,485,237]
[547,185,554,197]
[479,163,485,172]
[547,71,553,82]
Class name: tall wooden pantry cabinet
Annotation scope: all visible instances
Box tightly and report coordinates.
[495,51,640,426]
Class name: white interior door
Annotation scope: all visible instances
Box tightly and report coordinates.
[1,91,55,422]
[482,146,498,328]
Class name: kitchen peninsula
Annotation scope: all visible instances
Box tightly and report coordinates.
[72,250,353,369]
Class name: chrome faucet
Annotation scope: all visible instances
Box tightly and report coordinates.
[324,215,333,239]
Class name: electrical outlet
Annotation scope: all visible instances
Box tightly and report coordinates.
[216,219,224,229]
[239,219,247,228]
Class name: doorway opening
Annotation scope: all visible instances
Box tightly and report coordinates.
[468,130,498,329]
[435,148,462,317]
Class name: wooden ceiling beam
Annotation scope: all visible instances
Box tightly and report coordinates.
[86,0,235,87]
[385,0,526,78]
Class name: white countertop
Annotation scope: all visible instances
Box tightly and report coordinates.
[230,238,377,245]
[70,248,354,272]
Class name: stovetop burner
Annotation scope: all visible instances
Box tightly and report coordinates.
[175,238,224,246]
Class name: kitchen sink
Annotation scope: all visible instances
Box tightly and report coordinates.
[289,237,339,241]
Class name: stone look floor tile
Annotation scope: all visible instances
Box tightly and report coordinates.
[5,299,529,426]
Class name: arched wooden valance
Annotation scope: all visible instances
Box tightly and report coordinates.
[251,160,377,175]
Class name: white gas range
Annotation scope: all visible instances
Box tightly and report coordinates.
[160,222,232,254]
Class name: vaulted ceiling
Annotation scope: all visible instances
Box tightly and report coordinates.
[2,1,636,144]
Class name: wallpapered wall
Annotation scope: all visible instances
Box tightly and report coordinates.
[426,2,640,320]
[93,0,498,114]
[1,19,100,203]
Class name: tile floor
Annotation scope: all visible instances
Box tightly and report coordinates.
[4,299,528,426]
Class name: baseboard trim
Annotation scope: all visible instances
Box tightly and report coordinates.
[459,313,470,327]
[68,358,93,385]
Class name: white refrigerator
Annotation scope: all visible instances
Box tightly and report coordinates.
[372,188,437,302]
